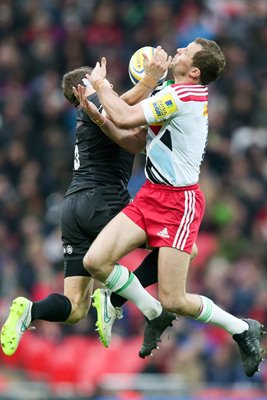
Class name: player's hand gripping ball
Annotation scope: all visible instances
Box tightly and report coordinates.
[128,46,168,85]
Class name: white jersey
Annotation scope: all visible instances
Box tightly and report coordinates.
[141,83,208,186]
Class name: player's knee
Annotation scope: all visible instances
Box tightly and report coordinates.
[83,251,110,280]
[83,251,98,276]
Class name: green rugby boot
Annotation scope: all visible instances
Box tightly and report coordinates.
[92,288,123,348]
[1,297,33,356]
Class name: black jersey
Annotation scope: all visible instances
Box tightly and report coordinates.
[65,93,134,196]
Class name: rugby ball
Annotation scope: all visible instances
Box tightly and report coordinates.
[128,46,168,85]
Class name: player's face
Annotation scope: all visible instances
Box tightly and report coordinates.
[171,42,203,76]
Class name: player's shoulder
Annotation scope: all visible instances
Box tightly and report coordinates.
[151,80,174,96]
[77,92,102,123]
[171,84,208,103]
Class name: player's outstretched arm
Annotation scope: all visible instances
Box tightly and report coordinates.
[122,46,171,105]
[88,58,146,129]
[73,85,146,154]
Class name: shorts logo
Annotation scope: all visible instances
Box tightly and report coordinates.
[150,93,178,121]
[66,245,73,254]
[157,227,170,238]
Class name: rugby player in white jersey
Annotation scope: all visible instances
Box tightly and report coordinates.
[76,38,265,378]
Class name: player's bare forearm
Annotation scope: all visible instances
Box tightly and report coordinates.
[122,46,171,105]
[121,79,155,105]
[91,79,146,128]
[73,84,146,153]
[102,121,146,154]
[88,58,147,128]
[94,82,138,126]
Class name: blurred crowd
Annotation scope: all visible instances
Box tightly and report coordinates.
[1,0,267,388]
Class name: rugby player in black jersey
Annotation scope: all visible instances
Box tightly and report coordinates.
[1,47,174,356]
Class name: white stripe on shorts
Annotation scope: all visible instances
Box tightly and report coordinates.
[173,190,196,250]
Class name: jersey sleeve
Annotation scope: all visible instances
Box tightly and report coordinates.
[141,85,180,124]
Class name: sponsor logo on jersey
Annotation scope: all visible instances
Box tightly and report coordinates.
[150,93,178,120]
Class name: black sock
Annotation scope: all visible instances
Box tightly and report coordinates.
[31,293,72,322]
[110,248,159,308]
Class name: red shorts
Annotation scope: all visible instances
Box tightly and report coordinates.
[123,180,205,254]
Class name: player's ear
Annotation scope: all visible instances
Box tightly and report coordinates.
[190,67,201,80]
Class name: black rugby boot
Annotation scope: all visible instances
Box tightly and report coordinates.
[139,310,177,358]
[233,318,265,377]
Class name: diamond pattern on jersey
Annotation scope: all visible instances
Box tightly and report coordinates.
[160,129,172,151]
[145,157,171,185]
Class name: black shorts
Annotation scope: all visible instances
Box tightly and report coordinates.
[60,186,130,277]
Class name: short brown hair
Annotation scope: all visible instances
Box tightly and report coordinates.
[193,38,226,85]
[61,66,93,107]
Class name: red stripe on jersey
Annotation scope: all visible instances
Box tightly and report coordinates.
[178,95,208,102]
[172,84,208,102]
[149,125,162,135]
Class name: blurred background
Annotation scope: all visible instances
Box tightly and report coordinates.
[0,0,267,399]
